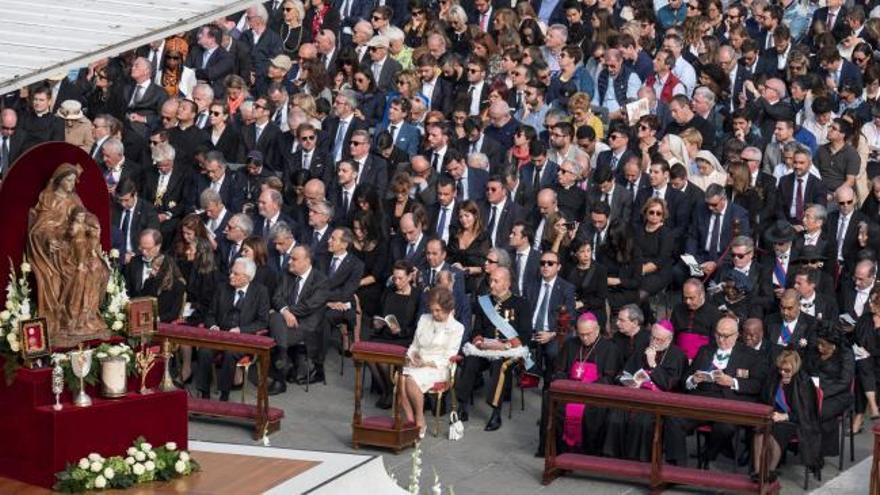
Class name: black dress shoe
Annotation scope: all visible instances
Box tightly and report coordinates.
[219,391,230,402]
[268,380,287,396]
[199,390,210,400]
[286,367,299,384]
[303,366,325,385]
[484,408,502,431]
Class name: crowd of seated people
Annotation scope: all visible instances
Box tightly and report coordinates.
[5,0,880,479]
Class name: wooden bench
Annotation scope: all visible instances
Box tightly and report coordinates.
[543,380,781,494]
[157,323,284,440]
[351,341,419,453]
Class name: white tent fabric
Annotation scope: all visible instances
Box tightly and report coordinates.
[0,0,256,94]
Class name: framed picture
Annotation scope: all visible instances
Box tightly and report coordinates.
[20,317,50,362]
[127,297,158,336]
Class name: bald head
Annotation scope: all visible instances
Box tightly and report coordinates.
[489,101,511,120]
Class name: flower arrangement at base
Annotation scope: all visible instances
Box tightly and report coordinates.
[0,259,34,384]
[51,342,136,392]
[391,442,455,495]
[101,250,129,335]
[54,437,199,492]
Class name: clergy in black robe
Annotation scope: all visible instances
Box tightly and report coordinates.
[670,279,722,361]
[457,267,531,431]
[539,313,621,456]
[605,320,687,461]
[805,329,855,457]
[610,304,651,364]
[665,316,768,465]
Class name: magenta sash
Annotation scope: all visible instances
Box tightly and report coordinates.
[676,332,709,361]
[563,361,598,447]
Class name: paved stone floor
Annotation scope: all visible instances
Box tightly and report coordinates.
[187,354,874,494]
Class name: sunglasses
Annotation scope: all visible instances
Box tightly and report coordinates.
[732,252,751,259]
[639,125,650,130]
[854,57,868,63]
[412,9,425,15]
[485,259,499,264]
[559,168,576,175]
[540,260,558,266]
[210,111,223,116]
[300,135,316,141]
[839,200,854,205]
[254,104,267,110]
[350,141,368,146]
[646,210,663,216]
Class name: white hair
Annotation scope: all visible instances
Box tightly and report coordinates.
[151,142,176,162]
[233,257,257,281]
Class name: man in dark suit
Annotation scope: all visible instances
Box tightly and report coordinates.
[740,40,779,79]
[0,108,26,176]
[124,57,168,135]
[375,97,420,156]
[457,117,506,171]
[300,199,331,263]
[219,213,253,275]
[253,188,296,244]
[464,57,492,117]
[519,141,558,202]
[508,221,541,298]
[142,143,188,248]
[809,0,848,42]
[321,228,364,377]
[122,228,162,297]
[280,123,333,187]
[792,206,835,265]
[824,185,868,275]
[764,290,818,362]
[200,188,232,246]
[101,138,142,197]
[481,175,525,249]
[263,0,286,32]
[392,213,429,269]
[240,6,283,89]
[188,25,235,97]
[666,316,768,464]
[670,163,703,219]
[196,151,247,214]
[349,130,389,193]
[686,184,751,277]
[362,35,403,92]
[427,176,460,243]
[324,89,369,163]
[168,99,211,171]
[589,165,633,225]
[416,54,453,116]
[595,127,638,180]
[239,96,282,172]
[331,160,359,226]
[718,46,752,114]
[421,239,469,326]
[444,148,488,202]
[819,45,863,90]
[197,257,271,401]
[221,28,253,82]
[528,250,576,384]
[112,180,161,263]
[839,259,876,319]
[268,220,298,274]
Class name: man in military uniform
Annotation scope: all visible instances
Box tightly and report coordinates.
[456,267,531,431]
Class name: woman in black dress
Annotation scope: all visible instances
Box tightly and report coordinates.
[634,198,677,302]
[352,70,386,128]
[725,162,762,228]
[752,351,822,481]
[141,255,186,323]
[302,0,340,43]
[207,101,240,164]
[172,214,219,383]
[352,184,388,236]
[241,236,278,296]
[368,261,420,408]
[562,241,608,328]
[278,0,306,58]
[602,220,643,316]
[448,201,491,296]
[851,288,880,433]
[383,173,416,237]
[352,210,389,321]
[806,329,855,456]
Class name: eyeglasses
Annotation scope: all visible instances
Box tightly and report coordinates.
[716,332,738,339]
[853,56,868,64]
[210,111,223,116]
[732,252,751,259]
[839,200,854,205]
[646,210,663,216]
[368,46,381,51]
[355,77,368,83]
[412,9,425,15]
[396,80,407,85]
[1,126,14,131]
[688,4,700,10]
[559,168,576,175]
[540,260,558,266]
[609,134,623,140]
[639,125,650,131]
[300,135,316,141]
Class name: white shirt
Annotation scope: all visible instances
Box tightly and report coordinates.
[704,204,727,252]
[855,283,873,316]
[800,293,817,316]
[468,80,485,116]
[778,316,799,345]
[421,77,437,108]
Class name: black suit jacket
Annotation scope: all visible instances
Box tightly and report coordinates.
[526,276,576,333]
[239,122,282,171]
[282,143,333,190]
[455,134,506,171]
[123,82,167,132]
[824,210,868,267]
[320,252,364,303]
[240,28,283,82]
[633,185,689,231]
[427,201,461,240]
[595,149,637,181]
[765,313,818,361]
[686,203,751,263]
[323,116,369,161]
[354,154,389,193]
[518,160,559,199]
[111,198,160,254]
[123,255,152,297]
[776,173,826,225]
[480,198,525,249]
[188,46,235,97]
[687,343,767,401]
[3,131,27,170]
[141,168,188,220]
[195,170,247,214]
[391,234,429,269]
[427,77,454,116]
[304,226,332,268]
[510,247,540,298]
[205,282,270,333]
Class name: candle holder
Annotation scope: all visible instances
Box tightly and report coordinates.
[158,339,177,393]
[136,339,158,395]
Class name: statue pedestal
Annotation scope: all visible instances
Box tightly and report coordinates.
[0,359,187,489]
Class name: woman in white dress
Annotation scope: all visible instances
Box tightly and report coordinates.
[401,287,464,438]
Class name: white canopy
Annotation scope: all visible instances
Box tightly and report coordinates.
[0,0,256,94]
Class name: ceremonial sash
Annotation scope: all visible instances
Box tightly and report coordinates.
[478,294,534,368]
[775,384,790,414]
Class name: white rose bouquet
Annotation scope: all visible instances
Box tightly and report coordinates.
[0,258,35,384]
[100,252,129,334]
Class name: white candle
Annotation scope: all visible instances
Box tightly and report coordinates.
[101,358,126,396]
